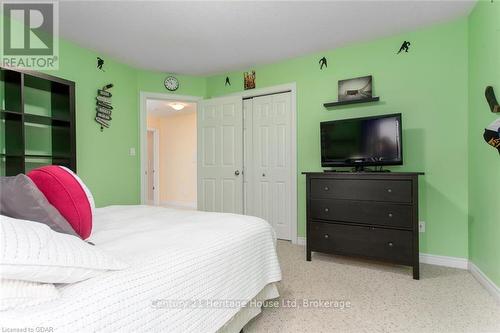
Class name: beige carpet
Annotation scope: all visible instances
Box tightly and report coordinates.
[245,241,500,333]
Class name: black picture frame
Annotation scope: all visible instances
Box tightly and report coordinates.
[338,75,373,102]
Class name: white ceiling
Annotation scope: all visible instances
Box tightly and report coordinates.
[147,99,196,118]
[59,1,475,76]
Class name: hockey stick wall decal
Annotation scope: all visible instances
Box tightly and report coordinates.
[485,86,499,113]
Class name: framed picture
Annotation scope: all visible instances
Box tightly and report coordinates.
[244,70,256,90]
[338,75,372,101]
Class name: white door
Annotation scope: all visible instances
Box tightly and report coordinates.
[252,92,292,240]
[147,128,160,205]
[197,96,243,213]
[243,99,254,215]
[147,130,155,204]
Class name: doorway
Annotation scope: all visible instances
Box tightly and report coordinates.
[140,92,202,209]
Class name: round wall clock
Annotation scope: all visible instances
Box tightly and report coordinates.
[164,76,179,91]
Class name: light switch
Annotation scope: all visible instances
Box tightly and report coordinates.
[129,147,136,156]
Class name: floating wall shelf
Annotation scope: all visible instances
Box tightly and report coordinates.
[324,96,380,108]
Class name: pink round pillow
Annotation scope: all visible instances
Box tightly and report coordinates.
[27,166,92,239]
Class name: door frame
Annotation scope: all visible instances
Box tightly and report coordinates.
[146,128,160,205]
[226,83,298,244]
[139,91,203,205]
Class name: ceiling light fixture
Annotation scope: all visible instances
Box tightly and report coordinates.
[169,103,185,111]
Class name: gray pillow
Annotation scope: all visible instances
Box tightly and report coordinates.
[0,174,77,236]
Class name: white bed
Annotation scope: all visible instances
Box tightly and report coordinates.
[1,205,282,332]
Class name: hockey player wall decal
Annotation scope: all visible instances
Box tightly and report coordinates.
[97,57,105,71]
[319,57,327,70]
[397,41,411,54]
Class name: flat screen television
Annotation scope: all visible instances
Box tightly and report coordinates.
[321,113,402,168]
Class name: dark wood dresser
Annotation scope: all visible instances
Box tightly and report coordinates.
[303,172,423,279]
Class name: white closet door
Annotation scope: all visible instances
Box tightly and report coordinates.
[252,92,292,240]
[197,96,243,214]
[243,99,254,215]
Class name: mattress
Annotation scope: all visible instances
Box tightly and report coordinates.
[1,205,282,332]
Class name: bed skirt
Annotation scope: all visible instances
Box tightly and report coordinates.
[218,283,279,333]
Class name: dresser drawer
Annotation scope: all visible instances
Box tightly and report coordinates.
[309,222,413,264]
[310,199,413,228]
[310,179,412,203]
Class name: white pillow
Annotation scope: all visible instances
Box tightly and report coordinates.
[60,166,96,215]
[0,279,59,311]
[0,216,127,283]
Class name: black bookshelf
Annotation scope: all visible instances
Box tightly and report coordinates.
[323,96,380,108]
[1,67,76,176]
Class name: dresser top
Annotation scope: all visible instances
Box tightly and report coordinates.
[302,171,424,177]
[302,171,425,176]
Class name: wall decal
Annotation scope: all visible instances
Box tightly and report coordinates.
[97,57,105,71]
[225,76,231,86]
[484,119,500,154]
[95,84,114,131]
[244,70,256,90]
[397,41,411,54]
[338,75,372,102]
[485,86,499,113]
[319,57,328,70]
[484,86,500,154]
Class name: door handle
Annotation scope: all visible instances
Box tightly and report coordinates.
[234,170,240,176]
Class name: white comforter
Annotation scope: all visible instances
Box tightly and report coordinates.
[1,205,282,332]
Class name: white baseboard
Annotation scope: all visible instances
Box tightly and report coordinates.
[294,238,468,269]
[296,236,306,246]
[419,253,469,269]
[468,262,500,304]
[291,237,500,302]
[160,200,197,209]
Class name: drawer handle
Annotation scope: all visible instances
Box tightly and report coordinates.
[324,186,329,191]
[388,242,394,247]
[388,213,393,218]
[324,208,329,212]
[324,234,329,239]
[387,188,392,193]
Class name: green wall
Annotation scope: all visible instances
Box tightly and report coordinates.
[48,41,140,206]
[137,69,206,97]
[44,44,206,207]
[206,18,470,258]
[468,1,500,286]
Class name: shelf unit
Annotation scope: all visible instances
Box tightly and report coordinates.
[0,66,76,176]
[323,96,380,108]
